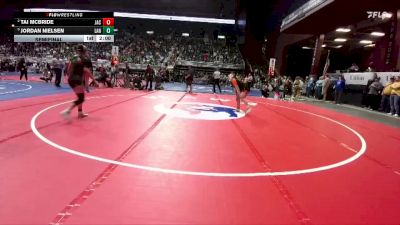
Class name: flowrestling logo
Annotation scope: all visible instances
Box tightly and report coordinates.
[367,11,393,19]
[154,102,246,120]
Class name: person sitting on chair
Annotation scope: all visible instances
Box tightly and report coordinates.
[131,74,144,90]
[40,63,53,83]
[96,66,112,88]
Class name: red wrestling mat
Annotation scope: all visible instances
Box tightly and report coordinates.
[0,89,399,225]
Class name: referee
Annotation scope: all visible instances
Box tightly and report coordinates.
[53,56,64,87]
[213,68,221,93]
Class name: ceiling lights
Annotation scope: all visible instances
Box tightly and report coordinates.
[360,40,373,44]
[371,32,385,37]
[322,44,327,47]
[364,44,376,48]
[218,35,226,39]
[182,33,189,37]
[334,38,347,42]
[335,45,343,48]
[146,31,154,35]
[336,28,351,33]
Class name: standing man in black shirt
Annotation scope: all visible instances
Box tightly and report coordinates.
[18,58,27,81]
[53,56,64,87]
[145,64,154,91]
[186,66,194,93]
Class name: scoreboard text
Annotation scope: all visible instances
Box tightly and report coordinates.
[13,12,114,43]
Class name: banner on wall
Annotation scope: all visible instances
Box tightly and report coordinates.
[375,72,399,85]
[111,46,119,66]
[342,72,400,86]
[111,46,119,56]
[268,58,276,76]
[385,18,397,66]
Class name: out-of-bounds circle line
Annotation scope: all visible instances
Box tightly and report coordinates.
[0,82,32,95]
[30,95,367,177]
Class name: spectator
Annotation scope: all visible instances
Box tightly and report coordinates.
[379,77,395,113]
[366,62,375,72]
[306,75,316,97]
[362,73,377,107]
[40,64,52,82]
[284,77,293,99]
[261,82,271,98]
[388,76,400,117]
[271,77,282,100]
[367,78,383,110]
[322,75,330,101]
[348,63,360,72]
[278,77,285,100]
[292,76,302,101]
[314,76,323,100]
[96,65,112,88]
[334,75,346,104]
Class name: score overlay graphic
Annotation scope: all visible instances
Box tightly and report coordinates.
[13,12,114,43]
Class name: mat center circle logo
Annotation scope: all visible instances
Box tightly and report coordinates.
[154,102,245,120]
